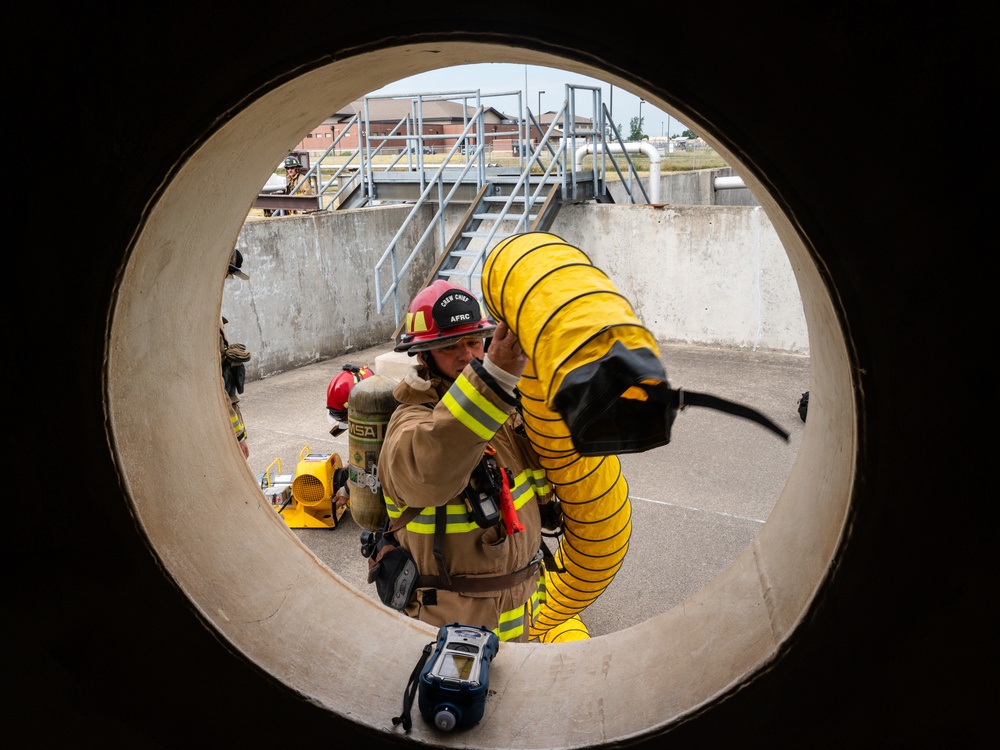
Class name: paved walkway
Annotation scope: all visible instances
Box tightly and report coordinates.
[238,341,810,638]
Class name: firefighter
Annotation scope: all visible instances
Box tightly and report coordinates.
[281,155,315,215]
[377,280,555,643]
[222,249,252,458]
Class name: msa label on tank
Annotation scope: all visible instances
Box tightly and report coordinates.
[349,418,386,442]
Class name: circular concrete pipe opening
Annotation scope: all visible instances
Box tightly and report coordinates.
[106,42,853,748]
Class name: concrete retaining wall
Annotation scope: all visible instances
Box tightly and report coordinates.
[554,203,806,353]
[224,204,439,381]
[606,166,759,207]
[224,178,803,383]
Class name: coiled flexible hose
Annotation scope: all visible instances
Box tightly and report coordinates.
[483,232,672,640]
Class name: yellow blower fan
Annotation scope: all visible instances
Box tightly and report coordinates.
[278,445,347,529]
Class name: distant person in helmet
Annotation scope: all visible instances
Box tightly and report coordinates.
[281,155,315,215]
[377,280,555,642]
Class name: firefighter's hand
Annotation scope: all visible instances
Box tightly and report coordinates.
[486,321,527,379]
[239,439,250,459]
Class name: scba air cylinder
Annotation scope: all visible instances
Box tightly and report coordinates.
[347,375,398,531]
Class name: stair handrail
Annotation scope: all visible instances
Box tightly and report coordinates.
[444,105,572,292]
[370,82,653,325]
[373,108,491,322]
[365,114,420,176]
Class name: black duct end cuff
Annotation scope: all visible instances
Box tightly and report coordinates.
[552,341,676,456]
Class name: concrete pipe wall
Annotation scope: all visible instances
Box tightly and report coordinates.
[12,7,988,749]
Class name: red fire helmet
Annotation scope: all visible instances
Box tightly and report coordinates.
[326,364,374,422]
[394,280,496,355]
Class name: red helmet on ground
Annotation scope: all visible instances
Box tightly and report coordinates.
[326,364,374,422]
[394,280,496,355]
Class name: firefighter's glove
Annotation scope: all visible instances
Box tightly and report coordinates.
[225,343,251,364]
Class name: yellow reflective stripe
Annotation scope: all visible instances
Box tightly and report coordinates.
[494,574,545,640]
[230,408,245,438]
[397,503,480,535]
[441,374,507,440]
[493,603,527,641]
[386,470,548,533]
[508,469,552,510]
[530,586,545,618]
[508,470,535,511]
[529,468,552,500]
[385,497,506,534]
[384,496,404,518]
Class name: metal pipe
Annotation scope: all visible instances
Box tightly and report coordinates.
[714,176,746,190]
[575,142,661,203]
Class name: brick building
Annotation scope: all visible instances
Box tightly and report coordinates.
[293,97,593,157]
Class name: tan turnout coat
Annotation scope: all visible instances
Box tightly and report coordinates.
[379,359,549,641]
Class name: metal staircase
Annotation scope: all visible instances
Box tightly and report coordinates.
[268,83,653,326]
[427,105,610,297]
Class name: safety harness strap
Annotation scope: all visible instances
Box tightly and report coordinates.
[417,554,543,594]
[432,505,451,588]
[386,506,421,534]
[392,489,547,594]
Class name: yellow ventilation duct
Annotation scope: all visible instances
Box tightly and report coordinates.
[483,232,788,639]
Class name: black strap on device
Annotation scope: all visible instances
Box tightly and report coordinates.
[393,641,434,732]
[674,388,790,441]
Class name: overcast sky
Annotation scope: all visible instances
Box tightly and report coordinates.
[369,63,691,138]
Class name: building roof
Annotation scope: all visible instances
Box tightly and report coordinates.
[538,111,593,126]
[330,98,513,124]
